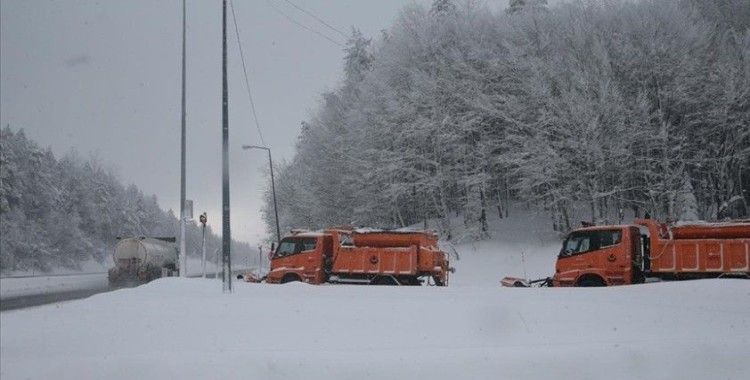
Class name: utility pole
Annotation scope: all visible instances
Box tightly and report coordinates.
[200,212,207,278]
[268,150,281,245]
[221,0,232,293]
[242,145,281,245]
[179,0,188,278]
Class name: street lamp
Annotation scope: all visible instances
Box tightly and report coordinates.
[179,0,187,278]
[242,145,281,245]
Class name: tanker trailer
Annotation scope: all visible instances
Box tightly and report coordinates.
[108,237,178,286]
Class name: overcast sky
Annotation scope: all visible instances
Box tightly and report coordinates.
[2,0,455,245]
[2,0,534,246]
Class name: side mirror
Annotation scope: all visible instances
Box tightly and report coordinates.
[270,242,276,253]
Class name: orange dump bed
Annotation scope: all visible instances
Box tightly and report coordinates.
[332,246,419,275]
[637,219,750,275]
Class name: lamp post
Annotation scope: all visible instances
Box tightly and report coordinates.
[242,145,281,245]
[179,0,188,278]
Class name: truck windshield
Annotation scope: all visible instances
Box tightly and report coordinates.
[275,238,318,257]
[560,229,622,256]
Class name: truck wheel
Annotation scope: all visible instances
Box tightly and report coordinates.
[280,274,301,284]
[403,277,422,286]
[577,277,606,287]
[108,269,119,285]
[108,275,119,287]
[163,263,177,277]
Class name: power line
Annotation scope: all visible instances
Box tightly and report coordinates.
[229,0,266,146]
[281,0,348,39]
[265,0,344,47]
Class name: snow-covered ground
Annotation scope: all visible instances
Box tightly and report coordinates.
[1,278,747,379]
[1,213,748,379]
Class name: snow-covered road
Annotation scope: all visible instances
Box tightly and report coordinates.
[0,273,109,300]
[0,257,253,303]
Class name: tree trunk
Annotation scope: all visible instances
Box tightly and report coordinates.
[561,204,571,231]
[496,189,503,219]
[479,188,488,236]
[504,177,510,218]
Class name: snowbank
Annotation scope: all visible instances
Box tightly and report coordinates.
[1,278,748,380]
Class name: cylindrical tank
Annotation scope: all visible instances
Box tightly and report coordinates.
[113,237,178,269]
[670,222,750,239]
[352,231,438,248]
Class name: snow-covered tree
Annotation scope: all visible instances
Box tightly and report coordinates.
[262,0,750,242]
[0,127,256,273]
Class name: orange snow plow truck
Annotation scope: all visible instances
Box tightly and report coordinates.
[263,228,452,286]
[502,218,750,287]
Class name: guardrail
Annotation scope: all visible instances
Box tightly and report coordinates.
[1,268,256,280]
[0,272,109,280]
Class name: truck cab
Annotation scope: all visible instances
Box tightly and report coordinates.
[553,225,643,287]
[266,232,331,284]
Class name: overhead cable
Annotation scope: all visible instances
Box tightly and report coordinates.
[282,0,348,39]
[265,0,344,47]
[229,0,266,146]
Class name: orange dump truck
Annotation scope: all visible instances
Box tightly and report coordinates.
[502,219,750,287]
[264,228,452,286]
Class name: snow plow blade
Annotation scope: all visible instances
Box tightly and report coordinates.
[237,273,265,283]
[501,277,530,287]
[501,277,552,287]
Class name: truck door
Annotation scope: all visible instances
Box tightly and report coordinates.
[270,237,323,283]
[556,231,597,285]
[597,229,630,285]
[556,228,629,286]
[299,237,324,283]
[272,239,298,271]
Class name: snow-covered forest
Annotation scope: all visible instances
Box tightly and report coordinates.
[0,127,253,273]
[262,0,750,241]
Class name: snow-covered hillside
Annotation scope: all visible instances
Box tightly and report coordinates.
[449,208,560,286]
[2,212,749,380]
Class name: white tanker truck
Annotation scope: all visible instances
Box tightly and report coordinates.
[108,237,178,286]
